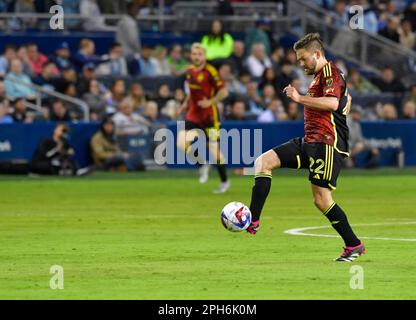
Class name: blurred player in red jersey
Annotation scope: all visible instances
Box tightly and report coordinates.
[177,43,230,193]
[246,33,365,262]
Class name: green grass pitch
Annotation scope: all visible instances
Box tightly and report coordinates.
[0,168,415,299]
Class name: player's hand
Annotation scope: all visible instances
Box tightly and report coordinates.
[283,85,301,103]
[198,98,213,108]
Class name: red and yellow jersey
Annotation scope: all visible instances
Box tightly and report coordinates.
[304,61,350,157]
[185,63,224,128]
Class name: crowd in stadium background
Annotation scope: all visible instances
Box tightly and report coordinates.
[0,0,414,172]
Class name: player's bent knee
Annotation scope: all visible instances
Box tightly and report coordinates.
[254,152,280,173]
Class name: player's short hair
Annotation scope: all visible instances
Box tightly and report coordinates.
[293,33,325,54]
[191,42,206,53]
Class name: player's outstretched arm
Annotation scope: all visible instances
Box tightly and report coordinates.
[283,84,338,112]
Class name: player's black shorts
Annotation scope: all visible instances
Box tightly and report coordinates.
[273,137,344,190]
[185,120,220,142]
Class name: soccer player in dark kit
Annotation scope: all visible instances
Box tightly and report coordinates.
[246,33,365,262]
[177,43,230,193]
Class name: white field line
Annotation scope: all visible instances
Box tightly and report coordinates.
[284,221,416,242]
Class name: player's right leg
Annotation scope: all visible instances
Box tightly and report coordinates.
[247,138,306,234]
[246,150,281,234]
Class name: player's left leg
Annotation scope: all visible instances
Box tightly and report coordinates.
[311,184,365,261]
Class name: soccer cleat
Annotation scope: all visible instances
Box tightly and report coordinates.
[199,164,210,184]
[213,180,230,194]
[335,243,365,262]
[246,220,260,235]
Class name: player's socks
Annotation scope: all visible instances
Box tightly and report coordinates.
[216,164,228,183]
[323,202,361,247]
[249,173,272,222]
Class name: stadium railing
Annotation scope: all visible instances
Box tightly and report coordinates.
[7,77,90,121]
[287,0,416,84]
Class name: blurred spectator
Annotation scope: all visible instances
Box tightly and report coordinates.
[106,79,126,110]
[112,100,150,136]
[153,45,171,76]
[218,63,245,95]
[0,97,13,124]
[30,124,90,176]
[50,99,72,122]
[143,100,169,123]
[116,2,141,57]
[402,100,416,119]
[327,0,349,28]
[51,42,73,71]
[225,100,248,121]
[154,84,172,110]
[124,82,146,113]
[259,67,279,92]
[245,81,264,116]
[33,61,59,91]
[55,67,77,94]
[90,117,128,172]
[227,40,247,77]
[286,101,302,120]
[257,98,287,123]
[270,45,285,71]
[4,58,37,100]
[246,43,272,78]
[347,68,381,95]
[0,44,16,77]
[162,88,185,120]
[403,84,416,105]
[262,84,276,106]
[82,79,107,121]
[167,44,188,76]
[398,19,415,50]
[346,106,380,168]
[378,16,400,43]
[201,19,234,62]
[16,45,33,76]
[244,18,272,56]
[77,63,98,96]
[96,42,128,76]
[403,2,416,31]
[131,45,157,77]
[60,0,81,29]
[11,97,33,123]
[371,67,405,93]
[80,0,114,31]
[380,103,398,120]
[72,39,108,72]
[27,42,48,76]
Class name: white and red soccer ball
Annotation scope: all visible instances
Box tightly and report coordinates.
[221,201,252,232]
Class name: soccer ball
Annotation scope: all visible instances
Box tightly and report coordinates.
[221,202,252,232]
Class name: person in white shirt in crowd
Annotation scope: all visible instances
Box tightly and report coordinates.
[246,43,272,78]
[96,42,129,76]
[153,45,171,76]
[257,98,287,123]
[112,100,150,136]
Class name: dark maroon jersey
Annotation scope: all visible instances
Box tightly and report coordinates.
[304,61,350,157]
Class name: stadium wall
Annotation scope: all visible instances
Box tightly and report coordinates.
[0,122,414,169]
